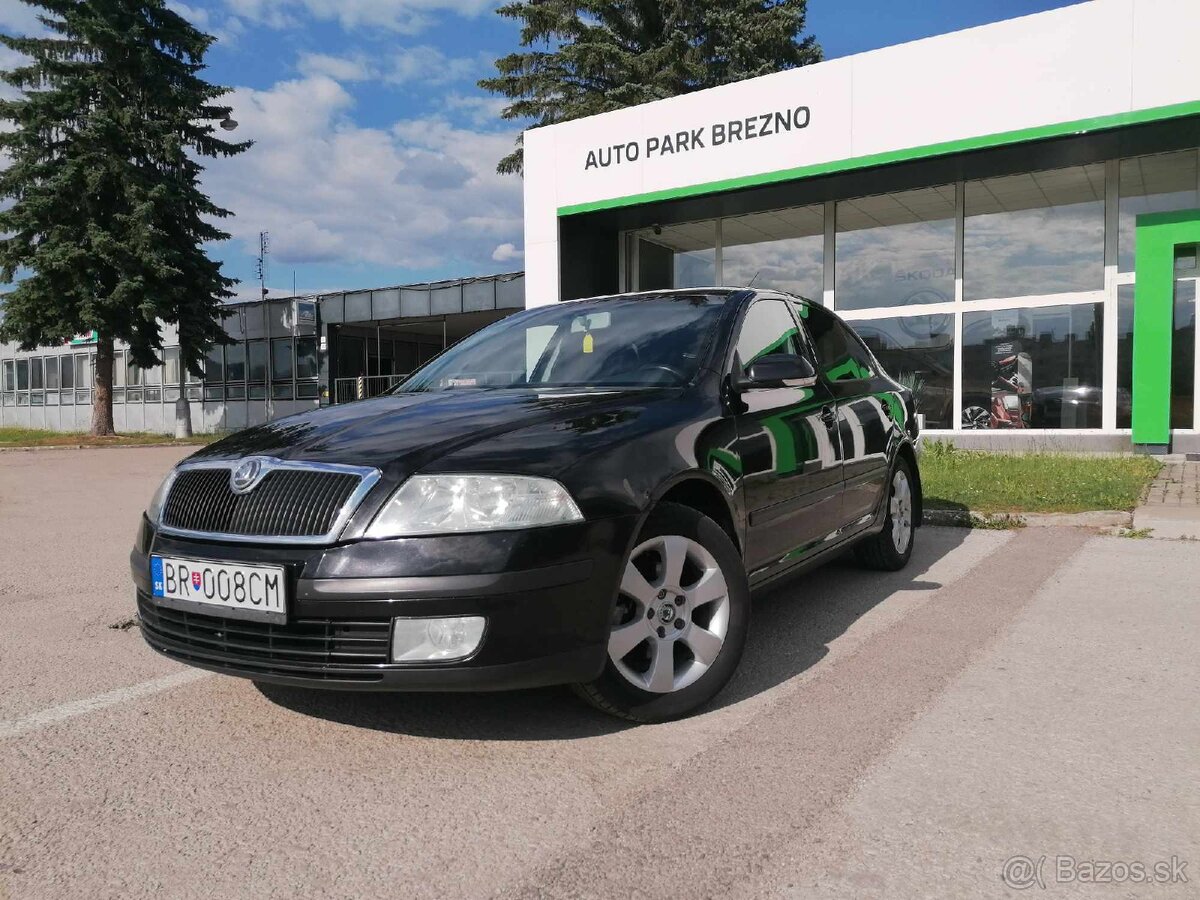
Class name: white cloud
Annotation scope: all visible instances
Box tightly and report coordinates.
[0,2,49,36]
[442,93,508,129]
[200,73,522,277]
[491,242,522,262]
[167,1,244,44]
[297,52,375,82]
[385,45,486,85]
[223,0,494,35]
[294,47,487,88]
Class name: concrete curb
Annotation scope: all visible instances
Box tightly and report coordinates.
[925,508,1133,530]
[0,442,206,452]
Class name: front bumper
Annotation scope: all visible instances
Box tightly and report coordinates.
[131,515,638,691]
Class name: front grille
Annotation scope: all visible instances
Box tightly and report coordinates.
[137,593,391,681]
[161,466,363,539]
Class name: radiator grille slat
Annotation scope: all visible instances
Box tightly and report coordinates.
[137,593,391,681]
[161,465,365,539]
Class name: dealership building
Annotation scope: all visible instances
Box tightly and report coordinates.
[0,273,523,433]
[523,0,1200,451]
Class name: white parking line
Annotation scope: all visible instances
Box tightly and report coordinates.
[0,669,212,740]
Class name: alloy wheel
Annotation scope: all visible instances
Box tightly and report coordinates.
[890,469,913,553]
[608,535,731,694]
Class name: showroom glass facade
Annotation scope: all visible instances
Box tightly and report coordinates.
[622,149,1200,432]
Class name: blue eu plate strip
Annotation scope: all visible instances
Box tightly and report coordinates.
[151,556,165,597]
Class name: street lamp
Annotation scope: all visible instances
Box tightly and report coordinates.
[174,112,238,439]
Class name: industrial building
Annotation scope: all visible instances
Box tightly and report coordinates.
[0,272,523,433]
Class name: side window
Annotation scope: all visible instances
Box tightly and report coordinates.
[798,303,875,382]
[735,299,802,371]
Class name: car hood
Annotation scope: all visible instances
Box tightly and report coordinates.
[189,387,670,475]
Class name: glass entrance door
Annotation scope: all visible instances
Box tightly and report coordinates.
[1168,245,1198,430]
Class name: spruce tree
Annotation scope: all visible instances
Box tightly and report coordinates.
[480,0,821,174]
[0,0,249,435]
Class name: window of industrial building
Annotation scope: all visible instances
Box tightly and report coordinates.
[61,357,73,390]
[248,341,268,383]
[163,347,181,385]
[962,303,1104,429]
[16,359,28,390]
[145,359,162,400]
[74,354,92,403]
[205,345,224,383]
[631,221,716,291]
[296,337,318,380]
[1118,150,1199,273]
[964,164,1105,301]
[225,343,246,382]
[2,360,13,393]
[271,338,294,382]
[835,185,956,311]
[29,358,44,406]
[44,357,59,390]
[722,206,824,300]
[849,315,955,429]
[122,353,138,402]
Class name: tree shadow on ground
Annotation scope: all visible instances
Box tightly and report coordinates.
[256,526,971,741]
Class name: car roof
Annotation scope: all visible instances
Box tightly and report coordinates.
[563,287,819,306]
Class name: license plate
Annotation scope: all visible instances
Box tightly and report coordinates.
[151,556,286,622]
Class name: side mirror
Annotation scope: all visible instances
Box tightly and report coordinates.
[734,353,818,390]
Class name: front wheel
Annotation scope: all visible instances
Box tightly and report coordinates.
[575,502,750,723]
[855,458,916,571]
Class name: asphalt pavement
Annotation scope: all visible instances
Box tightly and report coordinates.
[0,448,1196,899]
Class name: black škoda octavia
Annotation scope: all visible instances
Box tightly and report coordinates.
[132,289,922,721]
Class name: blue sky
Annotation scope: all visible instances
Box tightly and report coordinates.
[0,0,1075,299]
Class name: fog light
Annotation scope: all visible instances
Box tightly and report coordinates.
[391,616,486,663]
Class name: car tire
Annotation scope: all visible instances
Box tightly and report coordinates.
[855,457,916,572]
[574,502,750,723]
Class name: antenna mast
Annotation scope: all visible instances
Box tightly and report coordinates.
[256,231,270,299]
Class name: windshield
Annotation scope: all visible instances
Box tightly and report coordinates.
[397,293,729,392]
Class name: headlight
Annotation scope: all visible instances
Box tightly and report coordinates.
[146,470,178,525]
[364,474,583,538]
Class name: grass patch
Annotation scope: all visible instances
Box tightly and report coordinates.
[921,441,1161,514]
[0,427,221,448]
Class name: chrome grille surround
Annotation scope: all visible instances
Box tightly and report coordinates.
[156,456,382,545]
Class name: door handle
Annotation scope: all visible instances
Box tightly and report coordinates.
[821,404,837,428]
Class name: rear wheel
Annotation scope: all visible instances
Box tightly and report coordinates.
[575,502,749,723]
[855,458,916,571]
